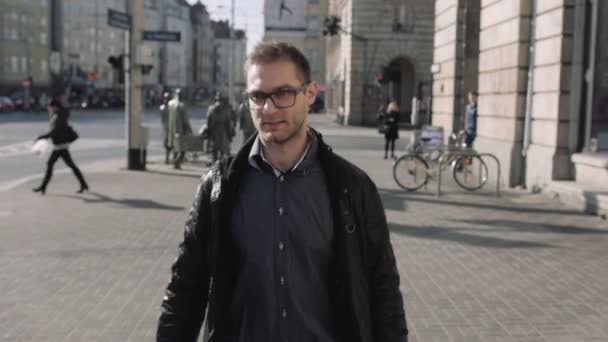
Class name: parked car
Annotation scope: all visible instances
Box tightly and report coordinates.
[0,96,16,112]
[8,92,37,110]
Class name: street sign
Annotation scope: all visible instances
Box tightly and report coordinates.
[108,9,131,30]
[143,31,181,42]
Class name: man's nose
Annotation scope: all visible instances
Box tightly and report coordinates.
[262,96,278,113]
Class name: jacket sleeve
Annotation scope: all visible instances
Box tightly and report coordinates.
[362,177,408,341]
[157,173,212,342]
[37,115,58,140]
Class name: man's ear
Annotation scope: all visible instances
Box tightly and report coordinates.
[306,81,318,106]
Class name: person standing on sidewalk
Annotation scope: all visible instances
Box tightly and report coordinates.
[157,41,408,342]
[237,100,256,144]
[464,91,478,148]
[159,92,172,164]
[206,92,235,161]
[383,100,400,159]
[33,99,88,195]
[168,88,192,169]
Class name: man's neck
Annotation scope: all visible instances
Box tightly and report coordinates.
[262,129,310,173]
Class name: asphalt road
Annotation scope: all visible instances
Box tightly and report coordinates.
[0,108,208,190]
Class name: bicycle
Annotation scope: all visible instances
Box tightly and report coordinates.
[392,130,489,192]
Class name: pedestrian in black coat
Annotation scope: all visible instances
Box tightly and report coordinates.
[32,99,88,195]
[383,100,400,159]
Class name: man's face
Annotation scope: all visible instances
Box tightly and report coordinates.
[246,60,317,146]
[468,93,477,104]
[48,104,57,113]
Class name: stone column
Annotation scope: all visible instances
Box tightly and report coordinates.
[525,1,576,187]
[476,0,532,186]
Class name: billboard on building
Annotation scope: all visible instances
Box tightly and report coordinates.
[264,0,307,32]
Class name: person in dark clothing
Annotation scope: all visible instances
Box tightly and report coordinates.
[383,100,400,159]
[464,91,478,148]
[156,41,408,342]
[32,99,88,195]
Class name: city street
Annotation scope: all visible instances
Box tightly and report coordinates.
[0,114,606,341]
[0,108,207,190]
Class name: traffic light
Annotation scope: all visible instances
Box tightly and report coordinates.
[108,54,125,84]
[323,16,341,36]
[376,66,400,84]
[377,66,389,84]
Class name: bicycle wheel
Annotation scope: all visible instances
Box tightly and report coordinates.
[393,154,429,191]
[452,155,488,191]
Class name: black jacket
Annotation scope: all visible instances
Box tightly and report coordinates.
[157,129,408,342]
[37,108,74,145]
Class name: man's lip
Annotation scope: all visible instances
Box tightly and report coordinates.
[263,120,285,125]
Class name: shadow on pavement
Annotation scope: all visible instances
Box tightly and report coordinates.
[74,192,186,210]
[388,222,556,249]
[377,187,589,216]
[453,219,608,235]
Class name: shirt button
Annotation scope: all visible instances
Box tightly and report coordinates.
[279,242,284,251]
[280,276,286,285]
[280,175,285,182]
[282,308,287,318]
[278,207,284,216]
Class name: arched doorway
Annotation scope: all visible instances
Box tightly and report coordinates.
[386,57,416,123]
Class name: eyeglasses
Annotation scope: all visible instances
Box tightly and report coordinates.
[243,82,310,109]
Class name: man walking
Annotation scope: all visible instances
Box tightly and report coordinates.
[156,41,408,342]
[206,92,234,161]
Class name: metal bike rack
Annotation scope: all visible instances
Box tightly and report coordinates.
[436,150,501,198]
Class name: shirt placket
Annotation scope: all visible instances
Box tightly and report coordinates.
[276,173,289,342]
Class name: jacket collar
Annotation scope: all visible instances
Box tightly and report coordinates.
[224,127,333,181]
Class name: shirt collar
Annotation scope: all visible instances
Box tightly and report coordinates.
[248,129,317,177]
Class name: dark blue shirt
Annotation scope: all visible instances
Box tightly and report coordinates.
[229,132,336,342]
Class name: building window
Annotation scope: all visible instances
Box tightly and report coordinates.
[41,60,48,74]
[308,15,318,34]
[11,57,19,73]
[40,32,47,45]
[21,57,28,73]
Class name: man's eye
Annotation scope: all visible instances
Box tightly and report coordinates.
[274,90,293,98]
[250,93,265,102]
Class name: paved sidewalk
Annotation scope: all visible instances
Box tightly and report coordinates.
[0,114,607,341]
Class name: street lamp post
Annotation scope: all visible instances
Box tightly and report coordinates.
[228,0,235,109]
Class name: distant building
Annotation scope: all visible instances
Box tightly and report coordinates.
[212,20,247,104]
[0,0,53,100]
[263,0,328,94]
[59,0,128,95]
[325,0,435,125]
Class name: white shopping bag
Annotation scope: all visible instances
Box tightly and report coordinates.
[31,139,52,157]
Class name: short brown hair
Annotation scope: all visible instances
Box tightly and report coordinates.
[244,41,311,83]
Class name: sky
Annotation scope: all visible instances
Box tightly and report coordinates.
[185,0,265,53]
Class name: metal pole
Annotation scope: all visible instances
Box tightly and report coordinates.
[584,0,598,151]
[228,0,235,108]
[126,0,146,170]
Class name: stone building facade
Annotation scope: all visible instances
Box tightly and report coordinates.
[263,0,329,88]
[431,0,608,201]
[326,0,435,125]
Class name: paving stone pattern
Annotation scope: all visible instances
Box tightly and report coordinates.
[0,116,606,341]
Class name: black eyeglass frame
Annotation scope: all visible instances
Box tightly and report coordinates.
[242,81,311,109]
